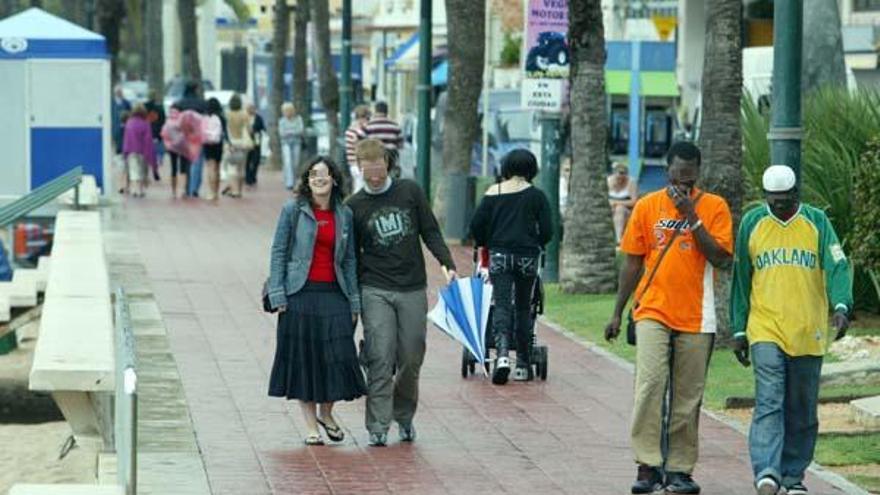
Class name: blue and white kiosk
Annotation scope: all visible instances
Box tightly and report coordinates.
[0,8,111,200]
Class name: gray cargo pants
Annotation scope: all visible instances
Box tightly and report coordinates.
[361,286,428,434]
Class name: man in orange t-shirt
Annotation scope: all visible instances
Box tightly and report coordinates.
[604,141,733,494]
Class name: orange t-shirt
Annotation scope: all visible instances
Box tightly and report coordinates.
[620,188,733,333]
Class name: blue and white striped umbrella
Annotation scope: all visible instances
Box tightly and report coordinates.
[428,277,492,372]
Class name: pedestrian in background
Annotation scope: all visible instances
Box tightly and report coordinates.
[364,101,403,178]
[202,97,226,201]
[245,103,266,186]
[279,102,305,190]
[731,165,852,495]
[470,149,552,384]
[345,105,370,192]
[122,103,157,198]
[604,141,733,495]
[608,161,638,243]
[224,94,253,198]
[175,81,206,197]
[145,89,166,182]
[347,139,456,447]
[266,156,366,446]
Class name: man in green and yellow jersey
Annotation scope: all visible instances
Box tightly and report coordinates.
[731,165,852,495]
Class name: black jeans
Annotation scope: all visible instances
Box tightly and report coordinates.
[488,251,538,365]
[245,148,261,185]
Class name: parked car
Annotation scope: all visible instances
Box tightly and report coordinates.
[120,80,149,105]
[163,77,215,111]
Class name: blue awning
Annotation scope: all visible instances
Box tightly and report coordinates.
[384,32,419,69]
[431,60,448,86]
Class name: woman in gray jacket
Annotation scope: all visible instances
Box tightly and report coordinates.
[266,156,366,445]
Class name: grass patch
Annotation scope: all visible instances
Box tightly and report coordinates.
[842,473,880,493]
[815,433,880,466]
[542,285,753,409]
[542,285,880,410]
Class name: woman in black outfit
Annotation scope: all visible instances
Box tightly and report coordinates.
[203,97,226,200]
[470,149,552,385]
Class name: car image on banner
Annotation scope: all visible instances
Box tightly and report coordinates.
[525,31,570,76]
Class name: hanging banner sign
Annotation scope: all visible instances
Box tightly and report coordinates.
[522,0,569,111]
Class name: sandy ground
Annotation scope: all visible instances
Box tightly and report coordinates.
[0,421,97,493]
[723,403,880,434]
[0,317,97,493]
[830,335,880,361]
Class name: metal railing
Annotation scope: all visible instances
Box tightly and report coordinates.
[0,167,83,228]
[114,287,138,495]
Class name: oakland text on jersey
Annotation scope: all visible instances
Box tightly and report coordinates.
[754,247,818,271]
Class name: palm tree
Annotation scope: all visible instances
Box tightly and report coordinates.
[699,0,743,342]
[310,0,342,167]
[60,0,89,26]
[95,0,126,80]
[561,0,616,293]
[178,0,202,87]
[292,0,310,131]
[803,0,846,93]
[269,0,291,170]
[438,0,484,232]
[144,0,163,94]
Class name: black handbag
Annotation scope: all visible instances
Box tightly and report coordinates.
[626,192,702,346]
[262,202,302,313]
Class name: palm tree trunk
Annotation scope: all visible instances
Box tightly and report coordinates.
[269,0,290,170]
[144,0,163,94]
[561,0,616,293]
[803,0,846,93]
[293,0,310,129]
[310,0,343,171]
[437,0,484,229]
[699,0,743,343]
[60,0,89,26]
[178,0,202,86]
[95,0,126,81]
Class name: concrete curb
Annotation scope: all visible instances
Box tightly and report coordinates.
[539,317,872,495]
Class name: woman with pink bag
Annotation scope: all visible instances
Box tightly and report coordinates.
[161,105,204,198]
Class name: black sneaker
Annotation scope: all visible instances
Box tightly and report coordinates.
[665,472,701,494]
[492,356,511,385]
[631,464,663,494]
[786,482,808,495]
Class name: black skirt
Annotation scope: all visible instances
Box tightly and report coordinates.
[268,282,367,403]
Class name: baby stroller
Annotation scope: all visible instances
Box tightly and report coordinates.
[460,247,548,381]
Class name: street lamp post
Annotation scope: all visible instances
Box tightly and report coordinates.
[341,0,353,160]
[770,0,803,183]
[417,0,432,200]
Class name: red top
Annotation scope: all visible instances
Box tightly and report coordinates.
[308,208,336,282]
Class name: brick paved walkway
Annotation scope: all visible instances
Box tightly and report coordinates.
[121,171,845,494]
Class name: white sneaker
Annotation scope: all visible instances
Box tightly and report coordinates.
[756,476,779,495]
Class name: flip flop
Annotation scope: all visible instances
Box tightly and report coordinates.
[304,433,324,446]
[317,418,345,442]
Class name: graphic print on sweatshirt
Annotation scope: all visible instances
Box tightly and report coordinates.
[367,206,415,248]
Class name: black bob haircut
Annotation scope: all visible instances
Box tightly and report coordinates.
[500,149,539,182]
[666,141,702,168]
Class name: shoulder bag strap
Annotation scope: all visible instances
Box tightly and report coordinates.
[633,192,704,307]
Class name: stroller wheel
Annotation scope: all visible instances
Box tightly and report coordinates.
[537,346,548,381]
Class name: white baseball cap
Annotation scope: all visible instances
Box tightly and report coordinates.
[762,165,797,192]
